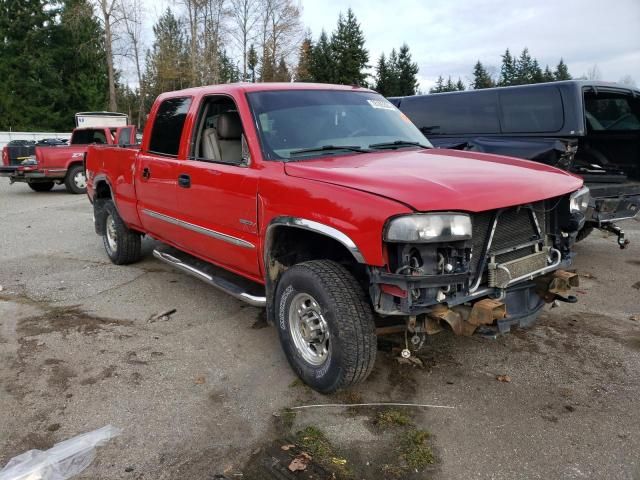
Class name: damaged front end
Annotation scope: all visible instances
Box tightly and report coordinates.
[370,191,588,337]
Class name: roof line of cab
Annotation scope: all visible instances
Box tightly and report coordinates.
[155,82,374,100]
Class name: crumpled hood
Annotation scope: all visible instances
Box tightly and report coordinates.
[284,149,583,212]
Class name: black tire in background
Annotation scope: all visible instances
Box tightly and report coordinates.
[102,200,142,265]
[64,164,87,194]
[275,260,377,393]
[28,182,55,192]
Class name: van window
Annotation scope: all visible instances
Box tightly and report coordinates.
[148,97,192,156]
[499,87,564,133]
[400,92,500,135]
[584,93,640,131]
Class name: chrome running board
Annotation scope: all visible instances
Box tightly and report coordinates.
[153,247,266,307]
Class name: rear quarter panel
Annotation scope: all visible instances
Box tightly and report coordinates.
[86,145,143,230]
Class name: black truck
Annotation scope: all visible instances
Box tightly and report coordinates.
[391,80,640,247]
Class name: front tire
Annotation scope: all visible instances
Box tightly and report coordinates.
[275,260,377,393]
[28,182,55,192]
[102,201,142,265]
[64,164,87,194]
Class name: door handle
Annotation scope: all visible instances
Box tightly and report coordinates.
[178,173,191,188]
[142,167,151,179]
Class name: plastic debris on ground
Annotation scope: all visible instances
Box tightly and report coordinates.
[0,425,121,480]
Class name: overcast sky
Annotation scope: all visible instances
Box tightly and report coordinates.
[139,0,640,91]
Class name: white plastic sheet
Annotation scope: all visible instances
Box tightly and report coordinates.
[0,425,121,480]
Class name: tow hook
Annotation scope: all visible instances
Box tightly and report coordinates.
[601,223,630,249]
[535,270,579,303]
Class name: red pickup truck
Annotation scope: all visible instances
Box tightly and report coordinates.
[85,83,588,392]
[1,126,136,193]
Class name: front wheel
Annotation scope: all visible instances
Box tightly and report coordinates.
[64,164,87,194]
[275,260,377,393]
[102,201,142,265]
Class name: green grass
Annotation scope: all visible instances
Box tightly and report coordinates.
[399,428,435,469]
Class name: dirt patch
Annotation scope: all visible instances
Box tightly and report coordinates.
[632,281,640,290]
[17,305,131,337]
[47,363,77,391]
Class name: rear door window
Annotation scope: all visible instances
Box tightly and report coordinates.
[148,97,192,156]
[400,92,500,135]
[499,86,564,133]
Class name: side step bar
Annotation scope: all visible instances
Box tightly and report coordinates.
[153,248,266,307]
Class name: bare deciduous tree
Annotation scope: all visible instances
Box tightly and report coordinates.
[258,0,301,81]
[94,0,120,111]
[229,0,260,81]
[119,0,145,126]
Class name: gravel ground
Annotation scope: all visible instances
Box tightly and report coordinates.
[0,180,639,479]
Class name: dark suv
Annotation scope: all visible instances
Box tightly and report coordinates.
[392,81,640,247]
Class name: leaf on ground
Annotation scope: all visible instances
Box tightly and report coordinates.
[281,444,295,451]
[630,315,639,322]
[579,272,595,279]
[331,457,347,465]
[496,374,512,383]
[288,452,312,472]
[194,375,205,385]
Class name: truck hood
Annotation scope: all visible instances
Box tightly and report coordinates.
[284,149,583,212]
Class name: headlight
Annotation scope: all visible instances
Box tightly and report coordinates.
[569,186,590,214]
[385,213,472,243]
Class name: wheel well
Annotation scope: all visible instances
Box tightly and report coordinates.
[95,180,112,199]
[264,226,368,324]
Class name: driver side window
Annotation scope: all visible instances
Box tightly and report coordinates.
[192,96,247,166]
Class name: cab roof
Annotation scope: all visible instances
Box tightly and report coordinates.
[155,82,374,101]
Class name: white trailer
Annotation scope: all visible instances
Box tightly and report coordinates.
[75,112,129,128]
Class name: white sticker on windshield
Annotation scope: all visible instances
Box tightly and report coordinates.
[367,99,395,110]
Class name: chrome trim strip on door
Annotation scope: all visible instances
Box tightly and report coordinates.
[141,208,255,249]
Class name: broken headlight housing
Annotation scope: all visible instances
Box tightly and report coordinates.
[569,186,590,214]
[384,213,472,243]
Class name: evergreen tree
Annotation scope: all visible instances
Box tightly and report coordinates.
[396,44,419,96]
[386,48,400,94]
[498,48,517,86]
[0,0,63,130]
[530,58,544,83]
[445,77,456,91]
[219,50,240,83]
[455,78,465,91]
[554,58,572,80]
[295,34,313,82]
[471,60,495,89]
[247,43,258,82]
[275,56,290,81]
[309,30,335,83]
[514,47,534,84]
[429,76,445,93]
[543,65,554,82]
[53,0,108,127]
[374,53,390,95]
[143,8,189,107]
[330,9,369,85]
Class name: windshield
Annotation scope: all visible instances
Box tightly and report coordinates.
[247,90,432,160]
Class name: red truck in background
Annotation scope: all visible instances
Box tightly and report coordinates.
[1,120,136,194]
[85,83,588,392]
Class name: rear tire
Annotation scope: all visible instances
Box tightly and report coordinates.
[28,182,54,192]
[64,164,87,194]
[576,226,594,242]
[102,201,142,265]
[275,260,377,393]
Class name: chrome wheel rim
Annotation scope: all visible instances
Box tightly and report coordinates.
[74,171,87,189]
[288,293,330,366]
[106,215,118,253]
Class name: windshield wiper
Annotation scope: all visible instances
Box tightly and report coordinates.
[368,140,431,150]
[288,145,371,157]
